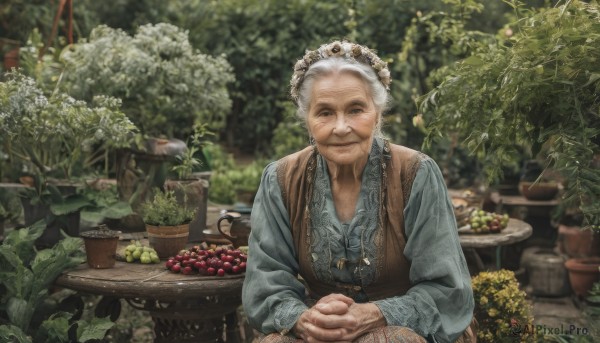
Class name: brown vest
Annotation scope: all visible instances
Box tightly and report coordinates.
[276,141,424,301]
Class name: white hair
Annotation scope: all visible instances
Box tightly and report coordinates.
[295,57,390,137]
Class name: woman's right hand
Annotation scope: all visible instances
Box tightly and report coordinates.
[292,294,356,342]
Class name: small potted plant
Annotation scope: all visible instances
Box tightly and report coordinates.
[141,189,196,259]
[80,224,121,269]
[165,123,213,242]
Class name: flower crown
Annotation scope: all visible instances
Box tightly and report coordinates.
[290,40,391,103]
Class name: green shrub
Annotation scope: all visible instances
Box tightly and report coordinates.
[141,190,195,226]
[59,23,234,138]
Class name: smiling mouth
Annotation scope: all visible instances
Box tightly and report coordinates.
[331,142,355,147]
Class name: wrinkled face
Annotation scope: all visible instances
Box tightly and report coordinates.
[306,72,378,167]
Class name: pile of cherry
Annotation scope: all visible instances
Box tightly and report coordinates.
[165,245,247,276]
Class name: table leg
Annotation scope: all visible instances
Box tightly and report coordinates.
[126,295,242,343]
[496,246,502,269]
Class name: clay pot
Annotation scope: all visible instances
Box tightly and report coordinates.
[558,225,600,258]
[518,181,559,201]
[81,226,121,269]
[146,223,189,259]
[564,257,600,298]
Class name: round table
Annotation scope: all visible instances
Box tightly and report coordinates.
[55,261,245,343]
[458,218,533,270]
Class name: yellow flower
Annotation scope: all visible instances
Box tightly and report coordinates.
[479,296,488,305]
[488,308,498,317]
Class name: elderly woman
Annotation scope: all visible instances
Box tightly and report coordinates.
[242,41,474,343]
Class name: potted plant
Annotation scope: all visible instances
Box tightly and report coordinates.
[0,71,137,246]
[416,0,600,229]
[80,224,121,269]
[165,123,213,242]
[141,189,195,259]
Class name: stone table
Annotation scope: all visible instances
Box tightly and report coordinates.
[459,218,533,271]
[55,261,245,343]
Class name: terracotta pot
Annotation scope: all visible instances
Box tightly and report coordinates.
[3,47,19,71]
[558,225,600,258]
[146,223,189,259]
[564,257,600,297]
[519,181,559,201]
[80,226,120,269]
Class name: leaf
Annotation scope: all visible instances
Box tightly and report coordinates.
[76,317,115,342]
[0,325,32,343]
[582,73,600,87]
[462,55,483,66]
[6,298,33,331]
[100,201,133,219]
[38,312,72,343]
[50,194,92,216]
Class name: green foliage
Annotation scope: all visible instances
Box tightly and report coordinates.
[0,188,21,223]
[170,123,214,180]
[270,102,310,159]
[418,0,600,226]
[204,144,267,205]
[77,185,133,226]
[0,0,54,46]
[0,72,136,190]
[0,224,112,342]
[59,23,234,138]
[141,189,195,226]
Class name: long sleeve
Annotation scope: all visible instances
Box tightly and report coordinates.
[373,158,474,343]
[241,162,308,335]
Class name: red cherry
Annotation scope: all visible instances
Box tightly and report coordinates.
[165,259,174,269]
[223,262,233,271]
[174,255,183,262]
[171,263,181,273]
[182,266,193,275]
[198,260,207,269]
[207,267,216,276]
[217,268,225,277]
[231,265,241,274]
[194,261,203,270]
[198,250,206,256]
[239,261,247,271]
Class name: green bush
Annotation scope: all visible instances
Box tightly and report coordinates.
[141,190,196,226]
[59,23,234,139]
[0,223,114,342]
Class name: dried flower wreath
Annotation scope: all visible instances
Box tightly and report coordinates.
[290,40,391,103]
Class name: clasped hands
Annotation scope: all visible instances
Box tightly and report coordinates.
[292,293,386,343]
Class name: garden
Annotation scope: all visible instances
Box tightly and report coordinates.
[1,0,599,342]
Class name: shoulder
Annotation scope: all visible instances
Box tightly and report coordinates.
[276,146,315,169]
[387,142,430,163]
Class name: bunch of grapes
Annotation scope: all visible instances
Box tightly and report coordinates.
[165,245,247,276]
[469,209,510,234]
[124,240,160,264]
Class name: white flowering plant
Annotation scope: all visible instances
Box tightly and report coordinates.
[58,23,234,139]
[0,72,137,201]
